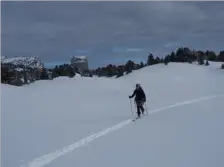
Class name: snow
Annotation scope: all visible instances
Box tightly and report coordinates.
[71,56,87,61]
[208,61,223,69]
[71,56,88,64]
[1,56,43,69]
[1,62,224,167]
[15,67,24,72]
[73,60,87,63]
[75,56,87,60]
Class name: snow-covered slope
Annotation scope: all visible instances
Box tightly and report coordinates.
[1,62,224,167]
[1,56,44,69]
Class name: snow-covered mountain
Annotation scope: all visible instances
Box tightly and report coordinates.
[1,62,224,167]
[71,56,89,71]
[1,56,44,69]
[71,56,87,63]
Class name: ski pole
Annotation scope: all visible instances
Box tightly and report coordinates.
[145,102,149,115]
[130,98,134,116]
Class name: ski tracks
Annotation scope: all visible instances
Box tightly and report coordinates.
[22,93,224,167]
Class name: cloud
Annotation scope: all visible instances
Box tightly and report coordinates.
[1,1,224,68]
[126,48,146,52]
[164,43,179,48]
[76,50,89,54]
[113,47,146,53]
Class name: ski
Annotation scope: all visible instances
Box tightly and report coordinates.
[132,113,148,121]
[132,117,140,121]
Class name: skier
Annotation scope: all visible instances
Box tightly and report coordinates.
[129,84,146,118]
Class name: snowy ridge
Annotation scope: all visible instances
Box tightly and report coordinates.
[1,56,44,69]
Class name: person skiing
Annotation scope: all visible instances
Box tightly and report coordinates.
[129,84,146,118]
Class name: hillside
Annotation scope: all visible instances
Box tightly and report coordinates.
[1,62,224,167]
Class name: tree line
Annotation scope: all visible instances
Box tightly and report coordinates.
[92,48,224,78]
[1,47,224,86]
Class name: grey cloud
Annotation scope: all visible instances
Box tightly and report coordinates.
[126,48,146,52]
[1,1,224,68]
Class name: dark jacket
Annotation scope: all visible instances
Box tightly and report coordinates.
[130,87,146,102]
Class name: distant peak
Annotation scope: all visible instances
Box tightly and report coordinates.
[1,56,44,69]
[71,56,87,60]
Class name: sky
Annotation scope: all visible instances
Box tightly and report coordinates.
[1,1,224,68]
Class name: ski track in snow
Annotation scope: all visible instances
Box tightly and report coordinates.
[23,93,224,167]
